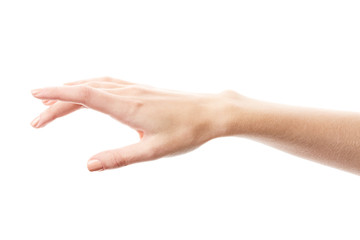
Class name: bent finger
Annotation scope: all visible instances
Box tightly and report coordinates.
[31,102,82,128]
[32,86,110,111]
[31,85,130,117]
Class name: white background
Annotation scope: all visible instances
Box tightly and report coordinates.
[1,0,360,239]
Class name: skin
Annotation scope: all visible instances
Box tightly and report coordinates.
[31,77,360,175]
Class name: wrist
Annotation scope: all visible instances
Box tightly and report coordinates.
[209,90,266,138]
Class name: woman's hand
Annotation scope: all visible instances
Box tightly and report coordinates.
[31,77,243,171]
[32,76,360,175]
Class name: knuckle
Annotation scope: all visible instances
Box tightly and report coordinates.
[125,85,146,94]
[110,151,129,168]
[86,82,101,88]
[85,82,95,88]
[102,76,113,82]
[124,85,136,91]
[120,99,144,124]
[78,86,93,101]
[219,89,241,99]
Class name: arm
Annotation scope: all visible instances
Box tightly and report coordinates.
[30,77,360,175]
[220,92,360,175]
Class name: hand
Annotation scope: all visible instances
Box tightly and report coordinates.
[31,77,241,171]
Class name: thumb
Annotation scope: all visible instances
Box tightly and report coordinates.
[87,140,156,171]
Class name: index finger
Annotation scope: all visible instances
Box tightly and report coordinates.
[31,85,119,115]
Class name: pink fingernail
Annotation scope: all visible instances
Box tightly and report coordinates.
[31,88,42,96]
[87,159,104,172]
[43,99,56,105]
[31,116,41,128]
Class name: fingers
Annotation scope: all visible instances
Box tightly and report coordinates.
[40,80,127,107]
[105,85,145,96]
[33,82,129,127]
[31,85,118,115]
[40,81,126,106]
[65,77,134,86]
[67,81,128,89]
[87,139,157,171]
[31,102,83,128]
[82,81,127,89]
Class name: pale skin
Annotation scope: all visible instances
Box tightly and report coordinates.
[30,77,360,175]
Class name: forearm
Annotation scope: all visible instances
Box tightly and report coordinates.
[218,93,360,175]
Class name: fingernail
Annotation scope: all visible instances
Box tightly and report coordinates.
[31,88,42,96]
[31,116,41,128]
[42,99,56,105]
[88,159,104,172]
